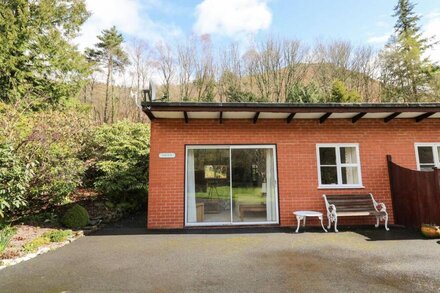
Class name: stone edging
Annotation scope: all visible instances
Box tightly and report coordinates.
[0,232,84,270]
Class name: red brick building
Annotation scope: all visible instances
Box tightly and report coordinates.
[143,102,440,230]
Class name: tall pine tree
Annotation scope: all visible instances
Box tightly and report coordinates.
[380,0,434,102]
[86,26,129,123]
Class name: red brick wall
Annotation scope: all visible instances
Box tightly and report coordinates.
[147,118,440,229]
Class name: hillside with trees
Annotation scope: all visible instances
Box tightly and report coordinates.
[77,1,438,124]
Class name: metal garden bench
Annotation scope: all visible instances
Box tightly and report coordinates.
[323,193,389,232]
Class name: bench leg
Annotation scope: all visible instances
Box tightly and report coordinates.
[327,214,332,229]
[384,214,389,231]
[319,215,328,233]
[334,216,338,233]
[375,216,380,228]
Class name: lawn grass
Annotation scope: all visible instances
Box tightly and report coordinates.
[196,186,265,204]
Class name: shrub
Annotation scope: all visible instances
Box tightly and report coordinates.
[42,229,72,242]
[61,204,89,228]
[90,121,149,204]
[0,226,17,253]
[0,143,34,218]
[21,211,58,225]
[23,236,50,253]
[22,229,72,253]
[0,103,93,216]
[24,109,92,206]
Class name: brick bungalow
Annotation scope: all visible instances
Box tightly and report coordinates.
[142,102,440,230]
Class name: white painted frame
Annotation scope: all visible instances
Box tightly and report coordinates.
[414,143,440,170]
[185,145,279,227]
[316,143,363,189]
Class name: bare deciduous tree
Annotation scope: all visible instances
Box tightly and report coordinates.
[218,43,243,102]
[193,34,216,102]
[244,37,309,102]
[156,41,175,100]
[128,39,154,119]
[177,38,196,101]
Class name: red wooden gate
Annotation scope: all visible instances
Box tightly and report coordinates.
[387,155,440,227]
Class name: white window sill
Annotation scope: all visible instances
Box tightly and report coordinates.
[318,185,365,190]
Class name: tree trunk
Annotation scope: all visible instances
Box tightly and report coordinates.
[104,57,113,123]
[111,82,115,123]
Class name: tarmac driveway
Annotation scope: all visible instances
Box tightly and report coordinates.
[1,213,439,293]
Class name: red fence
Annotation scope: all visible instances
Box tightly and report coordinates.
[387,155,440,227]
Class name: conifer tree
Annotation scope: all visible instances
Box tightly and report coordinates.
[380,0,434,102]
[0,0,90,107]
[86,26,129,123]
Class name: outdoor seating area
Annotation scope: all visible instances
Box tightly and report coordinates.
[323,194,389,232]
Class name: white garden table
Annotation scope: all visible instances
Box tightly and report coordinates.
[293,211,328,233]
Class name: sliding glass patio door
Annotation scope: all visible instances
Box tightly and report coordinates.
[186,145,278,226]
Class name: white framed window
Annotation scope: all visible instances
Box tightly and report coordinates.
[415,143,440,171]
[316,143,363,189]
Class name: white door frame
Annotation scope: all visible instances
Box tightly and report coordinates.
[184,144,279,226]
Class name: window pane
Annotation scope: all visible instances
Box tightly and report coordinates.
[438,147,440,164]
[320,166,338,185]
[187,149,230,223]
[319,147,336,165]
[340,147,357,164]
[231,148,276,223]
[420,164,435,171]
[341,167,359,184]
[418,146,434,164]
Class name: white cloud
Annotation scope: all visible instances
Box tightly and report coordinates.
[74,0,182,51]
[193,0,272,37]
[367,33,390,45]
[424,12,440,63]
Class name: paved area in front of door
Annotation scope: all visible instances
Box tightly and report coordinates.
[0,217,439,292]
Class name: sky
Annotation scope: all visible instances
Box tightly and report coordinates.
[75,0,440,62]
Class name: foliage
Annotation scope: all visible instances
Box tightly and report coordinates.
[379,0,435,102]
[0,143,34,218]
[196,78,216,102]
[0,0,90,107]
[62,204,89,229]
[1,101,94,211]
[0,226,17,253]
[330,80,362,103]
[20,211,59,226]
[19,108,92,207]
[23,235,50,253]
[90,121,149,203]
[430,66,440,98]
[286,83,323,103]
[42,229,72,242]
[226,87,259,102]
[23,228,73,253]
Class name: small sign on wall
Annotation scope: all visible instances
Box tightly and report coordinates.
[159,153,176,159]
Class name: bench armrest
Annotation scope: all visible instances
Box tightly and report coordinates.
[370,193,387,213]
[327,204,336,213]
[375,202,387,213]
